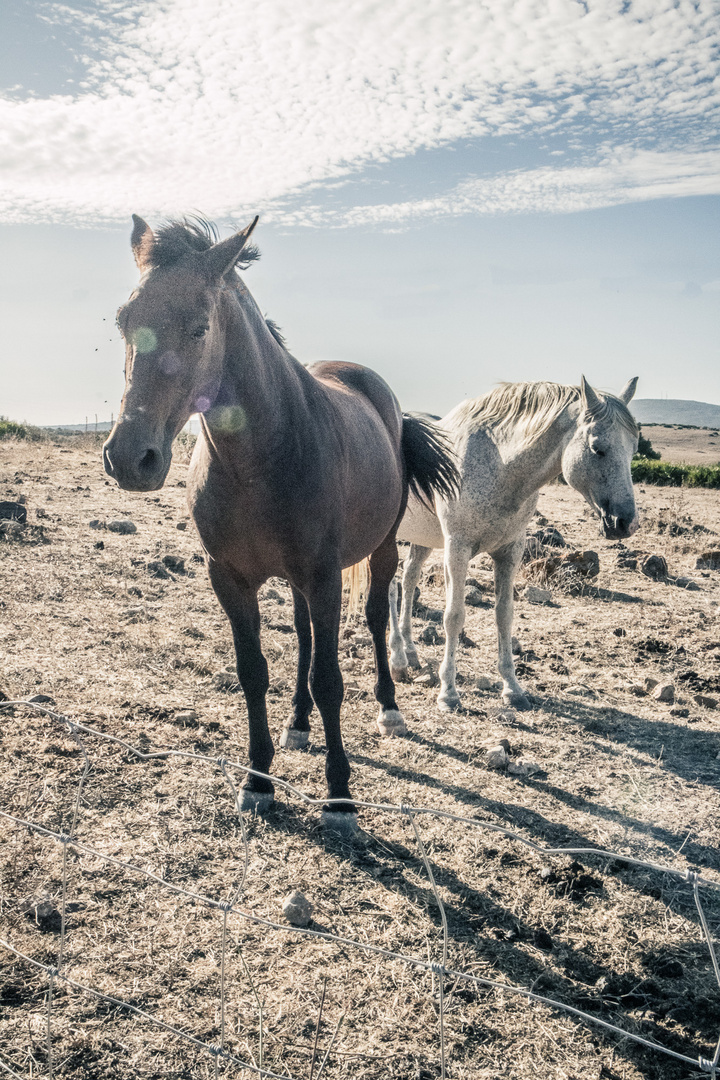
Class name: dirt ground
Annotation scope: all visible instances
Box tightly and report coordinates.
[641,425,720,465]
[1,436,719,1080]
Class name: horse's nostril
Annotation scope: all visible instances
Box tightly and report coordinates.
[138,448,160,476]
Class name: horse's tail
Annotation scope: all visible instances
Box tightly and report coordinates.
[401,414,460,509]
[342,558,370,616]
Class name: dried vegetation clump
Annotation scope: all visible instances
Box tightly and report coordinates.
[1,439,720,1079]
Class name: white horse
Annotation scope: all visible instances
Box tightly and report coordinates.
[389,377,639,711]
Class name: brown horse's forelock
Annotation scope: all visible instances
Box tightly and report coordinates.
[148,216,262,273]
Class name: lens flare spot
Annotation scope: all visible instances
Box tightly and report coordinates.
[195,395,212,413]
[207,405,247,434]
[159,350,180,375]
[132,326,158,354]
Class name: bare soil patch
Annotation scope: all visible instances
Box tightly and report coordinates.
[1,438,720,1080]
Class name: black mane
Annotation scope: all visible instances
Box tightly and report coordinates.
[150,216,261,271]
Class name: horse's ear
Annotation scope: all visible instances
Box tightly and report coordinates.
[131,215,155,272]
[580,375,601,413]
[203,217,259,280]
[618,376,638,405]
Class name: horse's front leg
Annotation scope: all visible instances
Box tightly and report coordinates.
[390,544,432,679]
[492,538,531,709]
[208,562,274,810]
[305,563,356,831]
[438,539,472,712]
[366,533,406,737]
[280,586,313,750]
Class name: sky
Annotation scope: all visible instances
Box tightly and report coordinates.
[1,0,719,426]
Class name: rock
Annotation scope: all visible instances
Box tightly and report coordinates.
[644,677,658,692]
[414,666,439,688]
[694,694,718,710]
[147,560,171,579]
[465,577,481,588]
[282,890,313,927]
[523,536,546,563]
[525,585,552,605]
[175,710,198,723]
[628,684,646,697]
[474,675,495,690]
[525,556,562,582]
[533,526,566,547]
[511,637,521,655]
[27,694,56,705]
[613,627,627,637]
[616,555,638,570]
[419,624,444,646]
[88,519,102,529]
[669,707,689,718]
[639,554,668,581]
[651,957,684,979]
[176,522,187,530]
[94,540,104,550]
[696,551,720,570]
[107,519,137,534]
[674,577,700,590]
[653,683,675,704]
[486,745,509,770]
[162,554,185,573]
[563,550,600,579]
[264,587,284,602]
[465,586,485,607]
[0,501,27,523]
[19,897,61,932]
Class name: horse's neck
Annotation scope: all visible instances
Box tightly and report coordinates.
[226,290,307,426]
[496,403,579,498]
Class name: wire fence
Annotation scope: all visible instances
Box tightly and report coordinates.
[1,698,719,1079]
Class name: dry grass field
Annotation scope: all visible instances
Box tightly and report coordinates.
[1,436,719,1080]
[641,426,720,466]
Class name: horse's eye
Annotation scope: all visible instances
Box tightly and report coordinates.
[191,324,209,340]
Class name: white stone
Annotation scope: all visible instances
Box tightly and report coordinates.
[282,890,314,927]
[654,683,675,704]
[525,585,552,604]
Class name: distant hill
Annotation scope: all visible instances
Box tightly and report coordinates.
[631,399,720,429]
[44,421,114,433]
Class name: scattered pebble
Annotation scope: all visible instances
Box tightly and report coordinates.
[464,586,485,607]
[654,683,675,704]
[176,522,187,530]
[213,672,239,691]
[533,526,566,547]
[486,745,509,770]
[175,710,198,723]
[107,519,137,535]
[525,585,552,605]
[162,554,185,573]
[694,693,718,710]
[282,890,313,927]
[0,501,27,523]
[696,551,720,570]
[474,675,495,691]
[419,624,444,646]
[147,561,171,579]
[644,677,658,692]
[26,694,55,705]
[639,553,668,581]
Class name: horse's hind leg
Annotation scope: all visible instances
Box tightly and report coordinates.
[438,538,472,712]
[367,534,406,737]
[280,586,313,750]
[390,544,431,679]
[208,562,275,811]
[492,538,531,709]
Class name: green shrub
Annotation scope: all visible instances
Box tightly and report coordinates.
[0,418,27,439]
[635,425,660,460]
[632,458,720,488]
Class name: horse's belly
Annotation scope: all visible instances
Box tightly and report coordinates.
[397,492,445,550]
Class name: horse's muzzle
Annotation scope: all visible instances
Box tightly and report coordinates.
[103,439,169,492]
[601,513,639,540]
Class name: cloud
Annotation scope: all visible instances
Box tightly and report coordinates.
[0,0,718,225]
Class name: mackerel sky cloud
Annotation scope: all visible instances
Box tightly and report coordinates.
[2,0,719,225]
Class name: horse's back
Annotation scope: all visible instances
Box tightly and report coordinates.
[307,361,403,444]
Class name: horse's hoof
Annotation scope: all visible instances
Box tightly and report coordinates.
[390,665,411,683]
[437,694,461,713]
[321,810,359,835]
[280,727,309,750]
[502,691,532,711]
[406,652,422,671]
[240,790,274,814]
[377,708,407,736]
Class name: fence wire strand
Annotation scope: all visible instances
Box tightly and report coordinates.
[1,699,719,1080]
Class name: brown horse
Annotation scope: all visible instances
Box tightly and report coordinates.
[103,216,457,830]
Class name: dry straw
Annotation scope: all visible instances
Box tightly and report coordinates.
[1,699,719,1079]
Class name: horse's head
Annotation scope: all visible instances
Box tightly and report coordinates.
[561,376,639,539]
[103,215,258,491]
